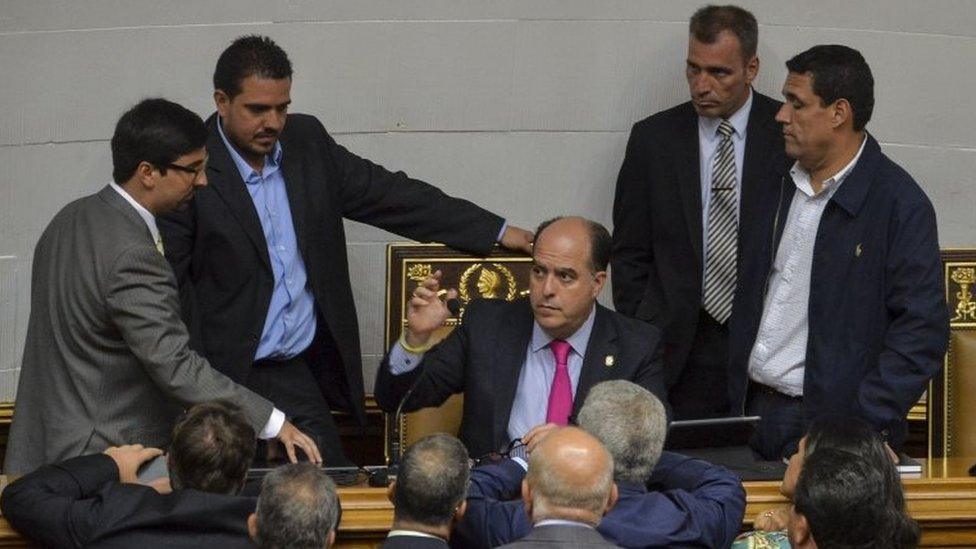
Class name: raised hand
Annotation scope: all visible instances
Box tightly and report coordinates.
[405,270,457,348]
[103,444,164,483]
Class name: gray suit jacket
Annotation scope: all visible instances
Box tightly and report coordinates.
[497,524,619,548]
[5,186,272,475]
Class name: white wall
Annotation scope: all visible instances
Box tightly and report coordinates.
[1,1,974,396]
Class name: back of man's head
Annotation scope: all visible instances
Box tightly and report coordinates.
[251,463,340,549]
[790,448,919,549]
[524,426,616,527]
[168,401,255,495]
[110,97,207,185]
[577,380,666,485]
[393,434,470,529]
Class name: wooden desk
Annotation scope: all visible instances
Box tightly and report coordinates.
[2,459,974,548]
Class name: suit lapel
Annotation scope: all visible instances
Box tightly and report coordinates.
[280,136,310,259]
[494,302,535,447]
[675,106,704,264]
[205,116,272,271]
[98,185,154,243]
[740,93,780,227]
[572,305,619,418]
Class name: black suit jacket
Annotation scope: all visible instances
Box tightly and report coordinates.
[610,92,785,387]
[0,454,254,548]
[158,114,504,421]
[382,534,450,548]
[374,298,666,457]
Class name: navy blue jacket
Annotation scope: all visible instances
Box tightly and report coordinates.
[729,134,949,447]
[454,452,745,549]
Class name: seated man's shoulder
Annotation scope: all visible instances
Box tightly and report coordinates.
[604,305,663,340]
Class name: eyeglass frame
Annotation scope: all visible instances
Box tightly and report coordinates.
[160,158,208,181]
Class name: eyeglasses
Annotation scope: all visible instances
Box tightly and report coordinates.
[163,159,207,181]
[471,438,527,467]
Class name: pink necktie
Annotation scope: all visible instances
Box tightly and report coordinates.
[546,340,573,425]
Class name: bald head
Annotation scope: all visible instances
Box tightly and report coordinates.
[530,217,611,340]
[523,427,617,526]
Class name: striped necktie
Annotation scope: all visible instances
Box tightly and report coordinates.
[703,120,738,324]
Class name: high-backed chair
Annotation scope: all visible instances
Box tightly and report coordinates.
[383,244,531,462]
[928,250,976,458]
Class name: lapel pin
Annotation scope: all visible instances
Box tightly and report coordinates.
[604,355,615,367]
[855,243,863,257]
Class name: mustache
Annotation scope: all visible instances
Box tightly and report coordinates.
[255,131,278,139]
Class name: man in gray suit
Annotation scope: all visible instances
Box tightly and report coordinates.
[499,427,620,548]
[5,98,320,475]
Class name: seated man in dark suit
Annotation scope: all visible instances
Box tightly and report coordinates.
[496,426,619,548]
[383,434,470,548]
[2,401,258,547]
[456,380,746,548]
[248,463,340,549]
[375,216,666,457]
[788,448,918,549]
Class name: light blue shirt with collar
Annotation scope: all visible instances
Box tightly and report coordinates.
[388,304,597,442]
[697,89,752,269]
[217,118,316,361]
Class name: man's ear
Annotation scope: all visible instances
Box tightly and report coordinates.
[788,506,813,547]
[135,161,158,191]
[831,98,852,130]
[591,270,608,298]
[454,500,468,523]
[214,89,230,117]
[386,480,397,505]
[246,513,259,542]
[745,55,759,85]
[326,529,336,548]
[605,483,619,515]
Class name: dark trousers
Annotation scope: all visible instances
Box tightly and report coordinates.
[668,310,731,420]
[746,381,805,460]
[246,351,352,466]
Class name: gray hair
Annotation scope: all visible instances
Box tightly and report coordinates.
[577,380,667,485]
[395,434,470,527]
[254,463,340,549]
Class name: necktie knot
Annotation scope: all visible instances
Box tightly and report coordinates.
[717,120,734,139]
[549,339,572,367]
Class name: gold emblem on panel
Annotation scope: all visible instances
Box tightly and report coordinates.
[459,263,518,304]
[406,263,434,283]
[949,266,976,323]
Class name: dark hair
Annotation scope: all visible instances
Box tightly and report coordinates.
[689,5,758,60]
[785,45,875,131]
[534,217,612,272]
[794,448,919,549]
[168,401,256,495]
[394,434,470,528]
[255,463,340,549]
[110,98,207,184]
[214,35,293,98]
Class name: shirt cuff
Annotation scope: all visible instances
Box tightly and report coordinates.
[496,220,508,242]
[389,342,425,375]
[512,456,529,471]
[258,408,286,439]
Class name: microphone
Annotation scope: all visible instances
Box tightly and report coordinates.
[388,295,460,475]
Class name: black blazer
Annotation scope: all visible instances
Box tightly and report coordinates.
[374,298,666,457]
[497,524,620,548]
[610,92,785,387]
[0,454,254,548]
[158,114,504,421]
[382,534,450,548]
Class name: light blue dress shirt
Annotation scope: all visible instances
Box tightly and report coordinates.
[217,119,316,361]
[389,305,596,441]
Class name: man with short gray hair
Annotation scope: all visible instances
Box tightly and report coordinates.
[383,434,470,548]
[248,463,340,549]
[456,380,745,548]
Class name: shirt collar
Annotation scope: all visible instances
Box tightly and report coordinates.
[530,305,597,356]
[535,519,595,530]
[698,88,753,142]
[387,530,445,541]
[109,182,159,243]
[216,116,283,184]
[789,134,868,198]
